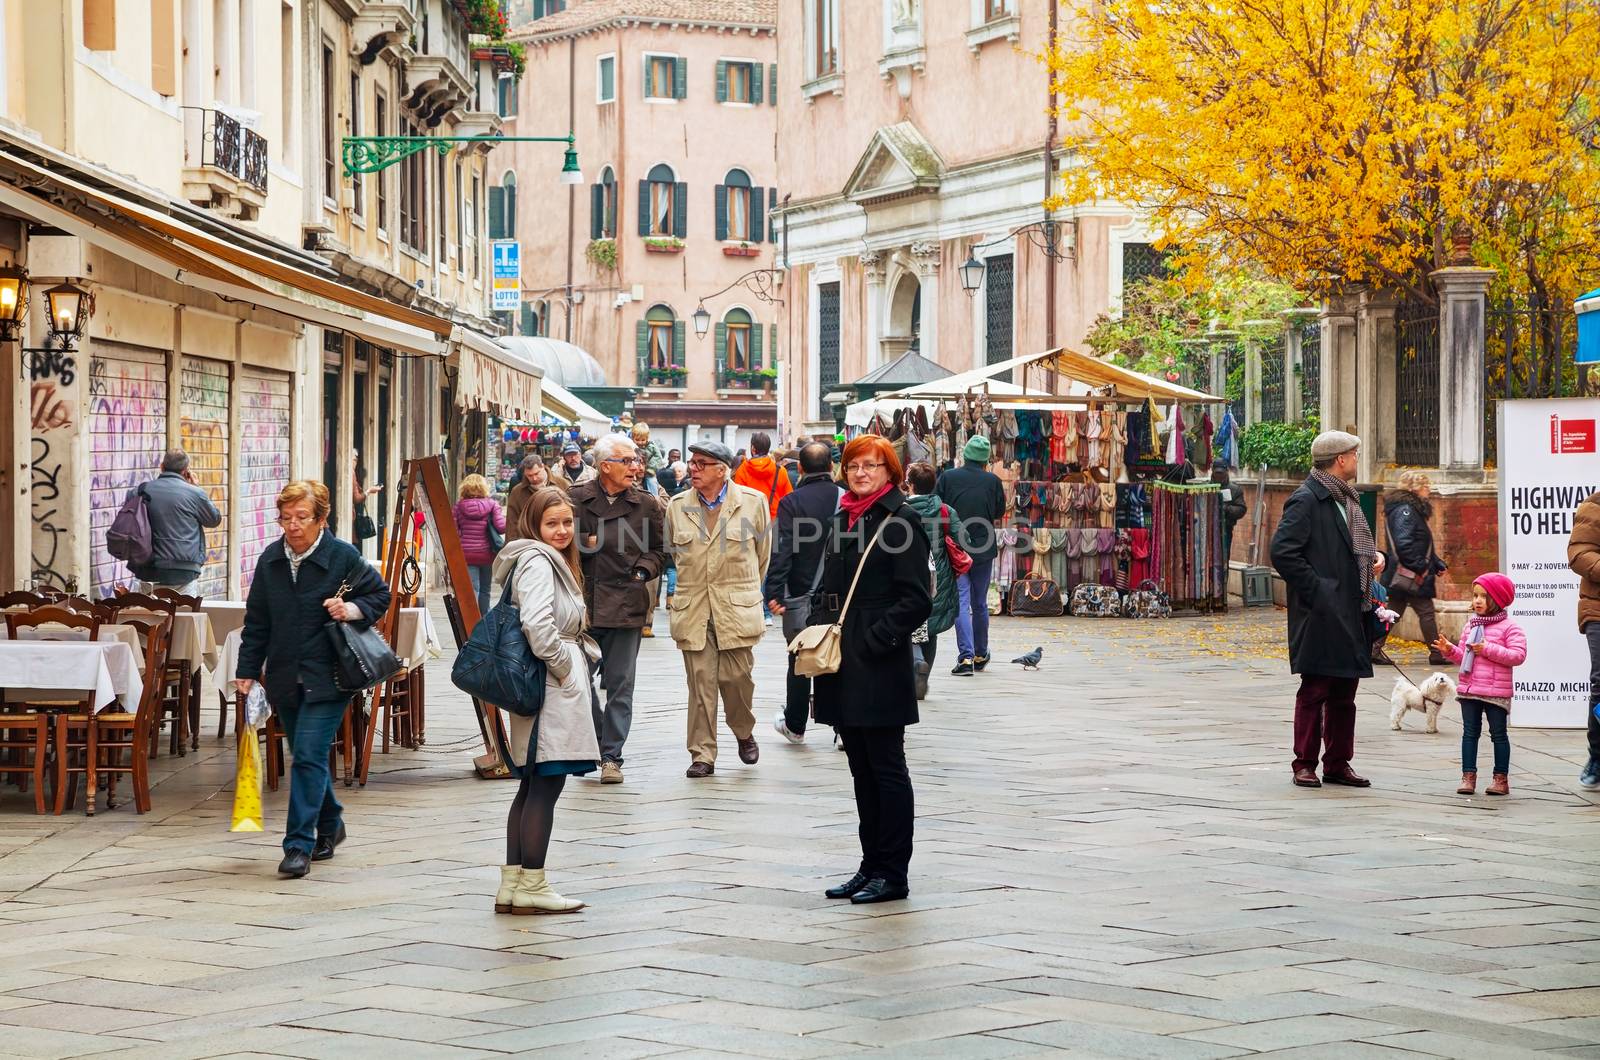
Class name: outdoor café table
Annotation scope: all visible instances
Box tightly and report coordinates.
[117,609,217,749]
[200,601,246,644]
[0,640,144,814]
[11,623,142,664]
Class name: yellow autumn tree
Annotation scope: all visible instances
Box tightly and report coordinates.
[1045,0,1600,308]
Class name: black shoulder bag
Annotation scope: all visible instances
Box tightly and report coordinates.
[325,579,404,692]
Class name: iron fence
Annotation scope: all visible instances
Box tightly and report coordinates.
[1298,317,1321,418]
[1215,338,1246,427]
[1483,293,1580,467]
[1259,334,1285,422]
[1394,298,1440,466]
[181,107,269,193]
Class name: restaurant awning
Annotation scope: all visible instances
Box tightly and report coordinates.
[453,329,543,422]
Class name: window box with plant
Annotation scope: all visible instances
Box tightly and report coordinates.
[644,237,684,253]
[647,363,687,387]
[586,238,617,271]
[722,242,761,258]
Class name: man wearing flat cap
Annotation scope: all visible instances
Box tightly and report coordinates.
[666,440,771,777]
[1270,430,1386,789]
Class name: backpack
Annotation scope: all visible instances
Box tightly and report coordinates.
[106,485,154,566]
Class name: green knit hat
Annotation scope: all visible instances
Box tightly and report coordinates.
[963,435,992,462]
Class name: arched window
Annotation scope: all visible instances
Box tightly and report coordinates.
[718,169,762,242]
[724,307,753,371]
[490,171,516,239]
[590,165,617,239]
[641,163,680,237]
[646,304,676,370]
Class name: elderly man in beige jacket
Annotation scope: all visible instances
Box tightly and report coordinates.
[667,440,771,777]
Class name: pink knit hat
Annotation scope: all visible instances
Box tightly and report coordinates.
[1474,572,1516,611]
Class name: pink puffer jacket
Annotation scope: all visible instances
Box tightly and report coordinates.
[454,497,506,566]
[1444,614,1527,702]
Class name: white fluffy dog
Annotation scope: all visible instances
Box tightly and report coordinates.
[1389,672,1456,733]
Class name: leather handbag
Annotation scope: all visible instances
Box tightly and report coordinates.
[1122,579,1173,619]
[789,518,891,678]
[1009,571,1064,617]
[940,504,973,576]
[353,504,377,542]
[324,581,404,693]
[487,520,505,553]
[1389,562,1421,593]
[450,555,549,717]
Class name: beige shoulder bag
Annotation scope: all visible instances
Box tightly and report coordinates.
[788,517,891,678]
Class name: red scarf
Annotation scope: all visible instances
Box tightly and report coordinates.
[840,482,893,528]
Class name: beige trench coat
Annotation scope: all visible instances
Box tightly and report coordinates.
[491,538,601,769]
[665,482,771,653]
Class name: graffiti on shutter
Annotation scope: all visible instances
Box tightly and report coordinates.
[238,367,292,592]
[180,356,231,600]
[88,344,169,598]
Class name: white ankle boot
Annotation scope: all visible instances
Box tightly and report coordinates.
[495,865,522,914]
[510,868,584,915]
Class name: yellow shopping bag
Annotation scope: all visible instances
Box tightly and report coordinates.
[231,725,264,832]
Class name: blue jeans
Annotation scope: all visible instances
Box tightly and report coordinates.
[954,557,994,661]
[469,563,494,617]
[1460,697,1510,775]
[277,690,347,855]
[665,564,678,596]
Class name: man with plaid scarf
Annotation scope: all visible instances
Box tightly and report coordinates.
[1270,431,1387,789]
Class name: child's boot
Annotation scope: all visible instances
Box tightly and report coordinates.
[1486,773,1509,796]
[1456,771,1477,795]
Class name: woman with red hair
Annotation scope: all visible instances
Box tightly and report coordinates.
[807,434,932,904]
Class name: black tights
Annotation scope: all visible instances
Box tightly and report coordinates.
[505,773,566,869]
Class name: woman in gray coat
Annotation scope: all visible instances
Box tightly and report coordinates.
[490,486,601,915]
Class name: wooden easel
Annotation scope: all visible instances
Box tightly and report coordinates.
[360,456,510,783]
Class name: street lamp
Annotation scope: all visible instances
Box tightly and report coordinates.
[44,283,88,341]
[559,145,583,186]
[959,253,986,294]
[692,303,711,339]
[0,266,27,342]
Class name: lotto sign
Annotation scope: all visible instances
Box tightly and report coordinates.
[491,240,520,312]
[1498,398,1600,727]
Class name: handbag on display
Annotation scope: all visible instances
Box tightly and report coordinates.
[1009,571,1064,617]
[940,504,973,575]
[789,519,892,678]
[1069,582,1122,618]
[1122,579,1173,619]
[450,555,550,717]
[325,581,404,693]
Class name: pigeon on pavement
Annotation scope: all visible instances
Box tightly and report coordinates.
[1012,646,1044,670]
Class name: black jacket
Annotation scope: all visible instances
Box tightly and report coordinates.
[569,480,667,629]
[935,461,1005,562]
[237,533,392,708]
[764,473,841,601]
[1381,490,1443,597]
[1269,477,1373,680]
[126,471,223,583]
[810,488,933,727]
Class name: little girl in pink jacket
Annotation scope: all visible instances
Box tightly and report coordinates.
[1433,573,1527,797]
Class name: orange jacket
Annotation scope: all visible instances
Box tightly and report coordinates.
[733,456,793,519]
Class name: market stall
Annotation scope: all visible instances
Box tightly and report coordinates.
[489,380,613,498]
[864,348,1231,614]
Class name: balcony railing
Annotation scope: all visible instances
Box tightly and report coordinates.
[181,107,269,193]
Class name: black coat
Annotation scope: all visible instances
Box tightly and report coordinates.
[935,461,1006,562]
[764,473,842,601]
[237,533,393,708]
[809,489,933,728]
[1380,490,1443,598]
[570,480,667,629]
[1269,477,1373,680]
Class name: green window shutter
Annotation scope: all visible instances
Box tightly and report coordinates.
[750,322,763,369]
[768,323,777,368]
[520,302,535,336]
[636,320,650,382]
[637,180,650,235]
[768,188,778,242]
[751,62,764,104]
[673,182,687,238]
[505,185,517,235]
[714,184,728,241]
[488,186,505,239]
[672,320,685,365]
[673,57,687,99]
[642,54,652,96]
[750,187,764,245]
[768,64,777,105]
[716,60,727,103]
[590,184,603,240]
[714,322,727,379]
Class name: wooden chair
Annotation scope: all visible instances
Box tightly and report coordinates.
[109,592,177,617]
[5,606,101,640]
[0,708,53,814]
[110,596,189,757]
[150,588,203,612]
[54,615,171,815]
[54,597,117,623]
[0,591,46,610]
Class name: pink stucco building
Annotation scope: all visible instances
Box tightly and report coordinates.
[775,0,1150,437]
[506,0,778,453]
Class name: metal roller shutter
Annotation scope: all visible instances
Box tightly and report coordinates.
[88,343,169,597]
[238,367,293,592]
[180,356,230,600]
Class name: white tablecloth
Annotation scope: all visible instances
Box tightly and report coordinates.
[214,628,243,696]
[115,610,216,674]
[395,607,441,671]
[201,601,247,643]
[12,624,142,666]
[0,641,144,712]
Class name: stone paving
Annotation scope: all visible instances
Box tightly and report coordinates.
[0,603,1597,1058]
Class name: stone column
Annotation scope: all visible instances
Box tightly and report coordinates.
[1431,265,1495,472]
[910,240,940,362]
[1356,288,1398,481]
[1279,308,1318,423]
[1320,294,1358,434]
[860,250,886,370]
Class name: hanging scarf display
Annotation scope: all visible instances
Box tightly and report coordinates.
[1213,408,1239,469]
[1147,482,1225,610]
[1164,404,1186,466]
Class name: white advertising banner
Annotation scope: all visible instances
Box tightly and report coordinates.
[1498,397,1599,728]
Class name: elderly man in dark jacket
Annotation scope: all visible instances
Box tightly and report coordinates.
[765,442,842,743]
[570,434,667,784]
[127,450,223,593]
[1271,431,1386,790]
[935,435,1006,676]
